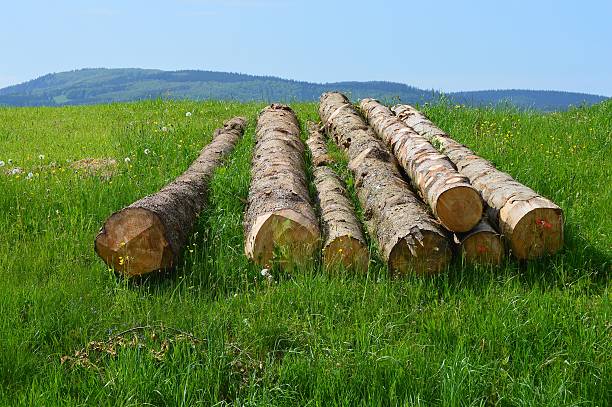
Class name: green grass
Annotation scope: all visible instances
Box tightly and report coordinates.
[0,99,610,406]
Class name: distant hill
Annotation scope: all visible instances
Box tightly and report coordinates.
[0,68,607,110]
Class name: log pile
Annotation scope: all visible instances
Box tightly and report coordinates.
[320,92,451,275]
[95,117,247,276]
[393,104,563,259]
[306,122,369,271]
[244,104,320,267]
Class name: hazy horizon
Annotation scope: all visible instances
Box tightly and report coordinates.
[2,0,611,96]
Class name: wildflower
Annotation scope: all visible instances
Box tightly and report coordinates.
[144,148,150,155]
[8,159,12,164]
[38,154,45,160]
[26,172,34,180]
[161,126,168,132]
[10,168,22,175]
[0,161,4,167]
[185,111,192,117]
[124,157,131,163]
[260,268,274,282]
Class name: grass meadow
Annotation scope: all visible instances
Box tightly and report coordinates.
[0,99,610,406]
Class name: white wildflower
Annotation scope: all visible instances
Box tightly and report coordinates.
[38,154,45,160]
[26,172,34,180]
[185,111,192,117]
[144,148,150,155]
[161,126,168,132]
[124,157,131,163]
[10,168,22,175]
[8,159,12,165]
[260,268,274,282]
[0,161,4,167]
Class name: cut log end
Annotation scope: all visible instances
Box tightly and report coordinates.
[245,209,320,267]
[508,206,564,259]
[436,186,483,232]
[323,236,369,272]
[94,208,173,277]
[460,231,505,265]
[388,232,451,276]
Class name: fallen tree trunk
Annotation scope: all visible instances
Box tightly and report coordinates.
[392,104,563,259]
[320,92,451,275]
[359,98,482,232]
[95,117,247,276]
[306,122,369,271]
[455,219,505,265]
[244,104,320,267]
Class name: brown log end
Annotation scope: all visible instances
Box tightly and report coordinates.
[503,202,564,259]
[459,230,505,265]
[245,209,320,267]
[322,235,369,272]
[388,232,451,276]
[436,185,483,232]
[94,208,174,277]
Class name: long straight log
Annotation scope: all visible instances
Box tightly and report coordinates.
[95,117,247,276]
[392,104,563,259]
[306,122,369,271]
[320,92,451,275]
[359,99,482,232]
[244,104,320,267]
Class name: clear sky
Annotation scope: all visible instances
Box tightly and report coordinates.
[1,0,611,95]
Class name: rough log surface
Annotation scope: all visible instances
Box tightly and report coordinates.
[393,104,563,259]
[455,219,505,265]
[306,122,369,271]
[95,117,247,276]
[244,104,320,266]
[320,92,451,275]
[359,99,482,232]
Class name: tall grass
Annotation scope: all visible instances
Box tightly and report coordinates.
[0,99,609,406]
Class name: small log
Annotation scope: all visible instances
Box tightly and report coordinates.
[455,219,505,265]
[359,98,482,232]
[320,92,451,275]
[306,122,369,271]
[95,117,247,276]
[244,104,320,266]
[392,104,563,259]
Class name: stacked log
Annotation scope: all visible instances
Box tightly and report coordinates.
[306,122,369,271]
[320,92,451,275]
[455,219,505,265]
[244,104,320,267]
[393,104,563,259]
[359,98,482,233]
[95,117,247,276]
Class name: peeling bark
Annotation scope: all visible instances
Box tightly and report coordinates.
[320,92,451,275]
[95,117,247,276]
[393,104,563,259]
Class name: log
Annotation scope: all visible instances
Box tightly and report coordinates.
[244,104,320,266]
[455,219,505,265]
[319,92,451,275]
[359,98,483,232]
[392,104,563,259]
[306,122,369,271]
[95,117,247,276]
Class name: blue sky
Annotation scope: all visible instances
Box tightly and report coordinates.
[1,0,611,95]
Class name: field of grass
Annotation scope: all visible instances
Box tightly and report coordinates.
[0,99,609,406]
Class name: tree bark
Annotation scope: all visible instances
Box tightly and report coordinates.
[319,92,451,275]
[455,219,505,265]
[244,104,320,267]
[306,122,369,271]
[359,98,483,232]
[95,117,247,276]
[392,104,563,259]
